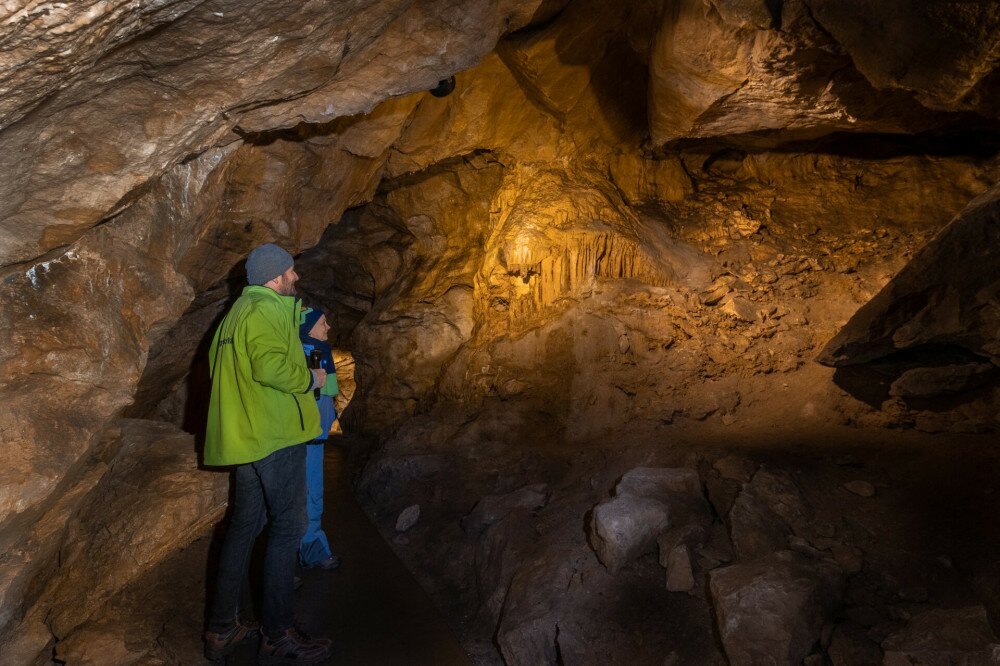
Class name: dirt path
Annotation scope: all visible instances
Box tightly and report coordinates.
[220,442,471,665]
[77,440,472,665]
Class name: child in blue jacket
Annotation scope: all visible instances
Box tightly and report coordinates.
[298,307,341,570]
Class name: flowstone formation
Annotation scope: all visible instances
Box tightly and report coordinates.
[2,0,1000,663]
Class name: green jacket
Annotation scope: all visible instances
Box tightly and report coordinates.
[204,286,321,466]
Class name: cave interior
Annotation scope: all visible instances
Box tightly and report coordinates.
[2,0,1000,664]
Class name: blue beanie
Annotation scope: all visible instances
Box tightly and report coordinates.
[246,243,294,285]
[299,307,325,341]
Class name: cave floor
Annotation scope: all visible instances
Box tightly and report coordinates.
[78,441,471,665]
[74,423,1000,665]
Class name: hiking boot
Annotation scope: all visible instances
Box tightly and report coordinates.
[258,627,332,665]
[203,616,260,661]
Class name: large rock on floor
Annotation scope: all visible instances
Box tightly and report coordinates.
[589,468,708,574]
[728,467,812,561]
[819,182,1000,369]
[881,606,1000,666]
[590,494,671,574]
[709,550,845,666]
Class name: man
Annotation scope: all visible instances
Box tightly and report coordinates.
[203,243,333,665]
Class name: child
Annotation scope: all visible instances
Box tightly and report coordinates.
[298,307,341,570]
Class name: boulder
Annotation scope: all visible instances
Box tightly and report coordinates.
[664,544,697,593]
[590,495,671,574]
[395,505,421,533]
[889,363,996,398]
[617,467,703,499]
[462,484,549,533]
[881,606,1000,666]
[709,551,845,666]
[728,487,792,561]
[819,183,1000,370]
[647,0,951,147]
[728,467,811,561]
[590,467,709,573]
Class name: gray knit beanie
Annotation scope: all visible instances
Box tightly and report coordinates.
[246,243,294,285]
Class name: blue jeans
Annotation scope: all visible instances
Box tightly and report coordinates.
[208,444,307,634]
[299,442,332,566]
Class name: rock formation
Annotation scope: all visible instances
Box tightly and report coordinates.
[2,0,1000,662]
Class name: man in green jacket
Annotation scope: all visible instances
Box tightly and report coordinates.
[203,243,333,665]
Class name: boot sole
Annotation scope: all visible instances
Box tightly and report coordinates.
[257,650,332,665]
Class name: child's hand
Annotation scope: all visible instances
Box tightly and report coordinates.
[310,368,327,389]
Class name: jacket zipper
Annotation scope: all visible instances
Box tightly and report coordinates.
[291,297,305,430]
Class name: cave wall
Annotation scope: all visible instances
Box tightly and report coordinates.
[0,1,567,658]
[1,0,1000,662]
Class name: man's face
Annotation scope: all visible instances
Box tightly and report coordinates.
[272,266,299,296]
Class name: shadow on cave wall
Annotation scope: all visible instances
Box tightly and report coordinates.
[124,263,247,457]
[831,344,1000,413]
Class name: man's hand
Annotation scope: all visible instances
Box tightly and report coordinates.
[310,368,327,390]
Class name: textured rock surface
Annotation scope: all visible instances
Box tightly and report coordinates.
[881,606,1000,666]
[647,0,1000,146]
[0,106,406,649]
[590,494,671,574]
[462,484,549,534]
[709,550,845,666]
[5,419,226,663]
[589,468,709,574]
[0,0,565,269]
[3,0,1000,662]
[820,182,1000,367]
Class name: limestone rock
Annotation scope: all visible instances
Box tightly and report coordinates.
[881,606,1000,665]
[590,495,670,574]
[462,484,549,534]
[808,1,1000,113]
[0,0,564,268]
[828,622,883,666]
[309,159,504,435]
[590,467,708,574]
[728,486,792,562]
[819,183,1000,369]
[617,467,703,499]
[844,480,876,498]
[728,467,811,561]
[395,505,421,533]
[0,114,400,646]
[658,523,710,592]
[709,551,845,666]
[719,295,757,322]
[609,153,693,205]
[889,363,997,399]
[647,0,947,146]
[23,420,226,651]
[713,455,757,483]
[664,544,697,593]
